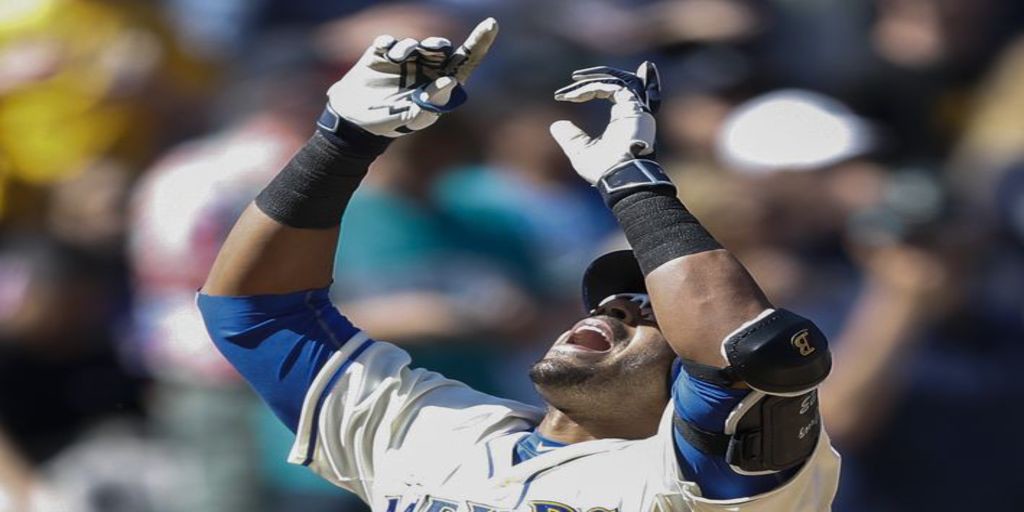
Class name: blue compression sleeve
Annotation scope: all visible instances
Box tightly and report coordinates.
[672,361,797,499]
[197,287,360,432]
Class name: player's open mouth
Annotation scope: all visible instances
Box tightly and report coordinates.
[564,318,615,352]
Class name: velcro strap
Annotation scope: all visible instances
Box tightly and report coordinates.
[673,414,731,457]
[411,83,468,113]
[598,159,676,207]
[679,358,738,388]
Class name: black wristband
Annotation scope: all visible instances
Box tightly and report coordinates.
[611,186,722,276]
[598,159,676,208]
[254,109,392,229]
[315,103,392,158]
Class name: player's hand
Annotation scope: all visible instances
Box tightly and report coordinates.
[549,62,661,184]
[326,18,499,138]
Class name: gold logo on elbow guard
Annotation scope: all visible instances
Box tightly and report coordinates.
[791,329,815,356]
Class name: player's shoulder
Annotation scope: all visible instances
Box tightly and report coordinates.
[374,395,542,491]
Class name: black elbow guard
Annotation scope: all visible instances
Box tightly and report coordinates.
[723,309,831,395]
[676,309,831,475]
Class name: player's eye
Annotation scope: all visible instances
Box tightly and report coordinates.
[605,304,632,322]
[593,294,656,326]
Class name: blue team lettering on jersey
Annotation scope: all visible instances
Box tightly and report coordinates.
[530,502,575,512]
[467,502,504,512]
[385,497,617,512]
[423,497,462,512]
[386,497,419,512]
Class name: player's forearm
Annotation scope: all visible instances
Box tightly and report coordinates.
[202,205,340,296]
[549,63,772,368]
[820,284,927,447]
[203,128,390,296]
[0,427,36,511]
[609,185,771,368]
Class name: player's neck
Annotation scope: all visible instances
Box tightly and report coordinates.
[536,406,660,444]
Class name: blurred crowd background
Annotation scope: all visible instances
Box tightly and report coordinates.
[1,0,1023,510]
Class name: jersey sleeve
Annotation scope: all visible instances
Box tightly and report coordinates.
[197,287,358,432]
[648,361,841,510]
[197,286,542,503]
[670,362,798,499]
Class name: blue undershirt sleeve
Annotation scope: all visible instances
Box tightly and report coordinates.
[196,287,360,433]
[671,360,797,499]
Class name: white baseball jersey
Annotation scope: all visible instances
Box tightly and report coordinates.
[287,334,841,512]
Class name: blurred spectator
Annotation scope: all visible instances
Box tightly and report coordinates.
[708,85,1024,511]
[334,115,542,398]
[0,424,38,511]
[128,35,359,511]
[313,4,461,66]
[951,35,1024,205]
[0,236,141,463]
[0,235,148,511]
[0,0,210,223]
[438,103,617,297]
[128,113,295,512]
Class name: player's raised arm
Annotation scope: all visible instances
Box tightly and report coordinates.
[196,17,500,443]
[551,63,835,497]
[203,19,498,297]
[551,61,831,384]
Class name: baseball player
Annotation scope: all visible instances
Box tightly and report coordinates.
[198,18,840,511]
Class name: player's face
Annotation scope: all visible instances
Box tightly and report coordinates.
[529,293,676,405]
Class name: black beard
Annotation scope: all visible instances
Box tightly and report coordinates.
[528,358,601,389]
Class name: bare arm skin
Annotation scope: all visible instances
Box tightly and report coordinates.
[820,245,946,448]
[647,249,773,369]
[0,426,37,511]
[202,204,338,296]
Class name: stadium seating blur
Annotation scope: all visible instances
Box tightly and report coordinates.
[1,0,1023,510]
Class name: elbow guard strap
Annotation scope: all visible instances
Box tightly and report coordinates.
[676,309,831,474]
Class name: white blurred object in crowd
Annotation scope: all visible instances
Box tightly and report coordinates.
[717,89,875,174]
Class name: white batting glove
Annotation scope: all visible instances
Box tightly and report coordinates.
[549,62,661,184]
[325,18,499,138]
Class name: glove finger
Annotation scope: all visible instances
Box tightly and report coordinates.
[413,77,468,113]
[386,38,421,63]
[571,66,637,82]
[420,36,452,52]
[568,72,618,82]
[554,78,626,103]
[450,17,499,84]
[637,61,661,114]
[549,120,592,156]
[421,76,458,105]
[405,104,441,132]
[355,35,397,69]
[372,35,398,52]
[418,37,453,66]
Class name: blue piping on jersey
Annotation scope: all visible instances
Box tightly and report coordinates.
[305,290,347,349]
[485,438,496,478]
[303,338,375,465]
[514,472,540,509]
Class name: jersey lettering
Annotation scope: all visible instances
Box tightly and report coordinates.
[386,497,419,512]
[385,497,617,512]
[423,497,461,512]
[530,501,575,512]
[467,502,505,512]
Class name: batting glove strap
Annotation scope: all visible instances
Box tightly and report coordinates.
[316,103,393,159]
[410,83,468,113]
[597,159,675,208]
